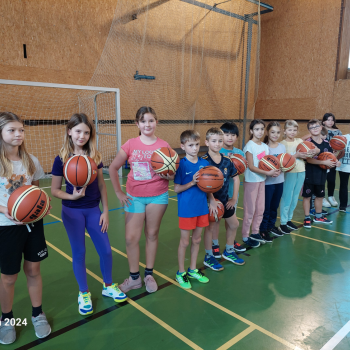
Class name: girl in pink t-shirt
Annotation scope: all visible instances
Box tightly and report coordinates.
[109,107,173,294]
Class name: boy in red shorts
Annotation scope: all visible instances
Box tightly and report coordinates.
[174,130,217,289]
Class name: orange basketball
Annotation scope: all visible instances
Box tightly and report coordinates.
[329,135,347,150]
[317,152,337,169]
[197,166,224,193]
[277,153,296,172]
[230,154,248,175]
[151,147,179,175]
[63,155,98,187]
[8,185,49,223]
[334,149,345,160]
[296,141,316,157]
[258,155,280,171]
[208,199,225,222]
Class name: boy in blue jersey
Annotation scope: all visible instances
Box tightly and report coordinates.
[174,130,218,289]
[217,122,246,255]
[202,128,245,271]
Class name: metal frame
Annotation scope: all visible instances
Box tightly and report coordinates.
[0,79,122,176]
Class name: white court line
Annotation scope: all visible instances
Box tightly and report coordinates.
[320,320,350,350]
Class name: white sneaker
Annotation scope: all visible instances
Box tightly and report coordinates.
[322,198,331,207]
[78,291,93,316]
[328,196,338,207]
[0,318,16,344]
[32,313,51,339]
[102,283,127,303]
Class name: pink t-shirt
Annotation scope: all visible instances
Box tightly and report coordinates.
[121,137,170,197]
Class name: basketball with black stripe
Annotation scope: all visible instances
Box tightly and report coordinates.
[258,155,280,171]
[317,152,337,169]
[277,153,296,172]
[208,199,225,222]
[151,147,179,175]
[229,154,248,175]
[329,135,347,150]
[8,185,49,223]
[63,155,98,187]
[197,166,224,193]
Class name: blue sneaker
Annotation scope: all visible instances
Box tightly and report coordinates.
[310,208,328,216]
[203,254,224,271]
[250,233,265,244]
[243,237,260,248]
[222,249,245,265]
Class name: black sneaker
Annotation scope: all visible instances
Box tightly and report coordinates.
[250,233,266,244]
[212,245,221,259]
[313,216,333,224]
[339,207,346,212]
[279,225,291,235]
[269,227,283,237]
[233,241,246,252]
[261,231,273,243]
[286,221,298,230]
[243,237,260,248]
[303,218,312,228]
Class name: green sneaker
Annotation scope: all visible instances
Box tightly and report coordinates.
[187,268,209,283]
[176,271,191,289]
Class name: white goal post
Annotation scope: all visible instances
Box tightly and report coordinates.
[0,79,122,177]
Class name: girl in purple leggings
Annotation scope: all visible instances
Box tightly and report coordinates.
[51,113,127,316]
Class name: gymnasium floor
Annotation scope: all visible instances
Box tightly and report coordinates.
[7,172,350,350]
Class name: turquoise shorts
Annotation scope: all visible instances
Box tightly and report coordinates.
[124,192,169,213]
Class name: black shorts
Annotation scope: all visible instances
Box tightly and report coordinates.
[0,219,48,275]
[222,202,236,219]
[302,183,326,198]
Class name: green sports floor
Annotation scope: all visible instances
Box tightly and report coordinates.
[6,172,350,350]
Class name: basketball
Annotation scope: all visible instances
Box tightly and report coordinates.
[296,141,316,157]
[208,199,225,222]
[63,155,98,187]
[277,153,296,172]
[317,152,337,169]
[151,147,179,175]
[258,155,280,171]
[230,154,248,175]
[8,185,49,223]
[197,166,224,193]
[329,135,347,150]
[334,149,345,160]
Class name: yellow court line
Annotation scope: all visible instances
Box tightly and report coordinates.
[217,326,255,350]
[46,217,202,350]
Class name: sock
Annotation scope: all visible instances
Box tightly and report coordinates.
[242,237,248,242]
[80,290,89,294]
[1,310,13,321]
[205,249,213,256]
[226,244,234,253]
[305,215,311,220]
[130,271,140,280]
[177,270,185,275]
[32,305,42,318]
[315,212,322,219]
[188,267,197,272]
[212,239,219,246]
[144,268,153,277]
[104,282,112,287]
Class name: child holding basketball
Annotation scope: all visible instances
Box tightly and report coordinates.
[174,130,218,289]
[217,122,246,254]
[202,128,244,271]
[301,119,340,228]
[51,113,127,316]
[109,107,173,294]
[259,122,286,241]
[242,120,280,247]
[0,112,51,344]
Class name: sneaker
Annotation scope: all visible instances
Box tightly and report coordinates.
[243,237,260,248]
[250,233,266,244]
[203,254,224,271]
[310,208,328,216]
[270,227,283,237]
[119,276,142,293]
[31,313,51,339]
[144,275,158,293]
[78,291,93,316]
[314,216,333,224]
[0,318,16,344]
[233,241,246,252]
[328,196,338,207]
[303,218,312,228]
[187,268,209,283]
[322,198,331,207]
[102,283,127,303]
[222,249,245,265]
[279,225,291,234]
[261,231,273,243]
[286,221,298,230]
[339,207,347,212]
[176,271,191,289]
[212,244,221,259]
